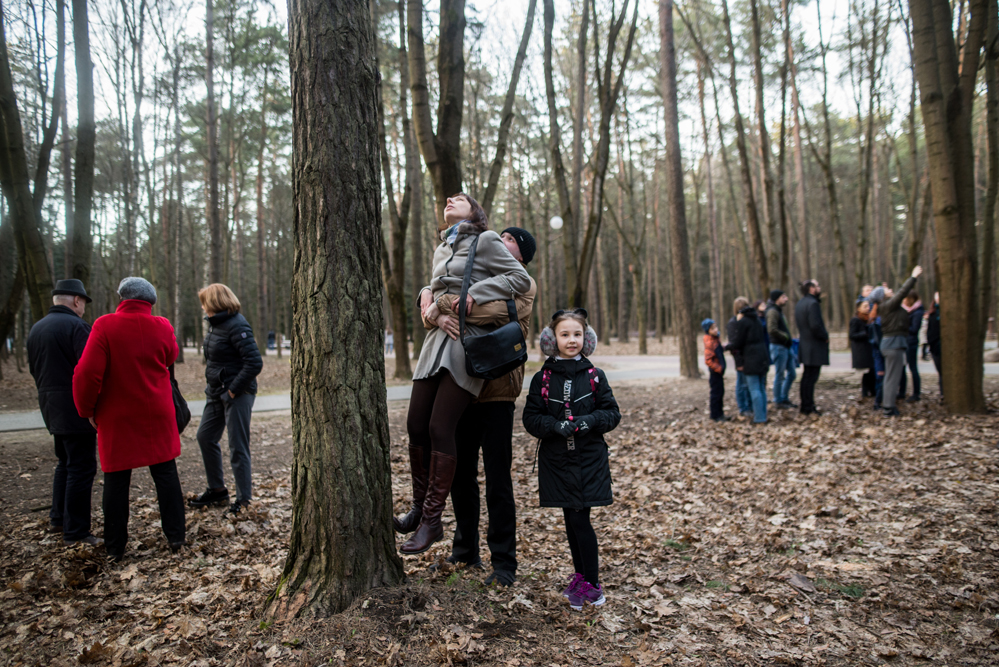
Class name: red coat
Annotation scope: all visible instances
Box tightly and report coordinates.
[73,300,180,473]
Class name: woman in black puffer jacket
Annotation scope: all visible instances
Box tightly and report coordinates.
[726,306,769,424]
[190,283,263,515]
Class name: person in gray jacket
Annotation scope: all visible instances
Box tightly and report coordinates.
[867,265,922,416]
[396,193,531,556]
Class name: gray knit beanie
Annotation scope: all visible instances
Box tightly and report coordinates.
[118,277,157,304]
[867,286,885,306]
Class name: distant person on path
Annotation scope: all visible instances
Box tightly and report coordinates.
[868,266,923,417]
[27,279,100,547]
[398,193,531,556]
[926,293,942,396]
[794,280,829,415]
[190,284,263,516]
[72,277,186,561]
[899,292,925,402]
[850,300,876,399]
[765,290,796,409]
[725,301,769,424]
[424,227,538,587]
[385,329,394,355]
[726,297,752,417]
[523,309,621,611]
[702,319,728,422]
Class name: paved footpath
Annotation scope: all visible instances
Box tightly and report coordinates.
[2,353,991,433]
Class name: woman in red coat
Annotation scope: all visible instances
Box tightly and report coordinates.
[73,277,186,561]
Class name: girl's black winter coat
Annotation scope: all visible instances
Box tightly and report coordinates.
[522,357,621,509]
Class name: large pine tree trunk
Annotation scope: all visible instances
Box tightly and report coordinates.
[267,0,403,617]
[659,0,699,378]
[907,0,987,413]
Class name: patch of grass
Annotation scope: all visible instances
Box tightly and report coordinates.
[783,542,802,557]
[664,539,691,552]
[680,555,692,561]
[705,580,729,590]
[258,620,273,631]
[816,577,864,599]
[446,572,461,586]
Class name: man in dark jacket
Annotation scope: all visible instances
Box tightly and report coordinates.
[765,290,796,408]
[725,306,770,423]
[26,279,100,546]
[427,227,536,587]
[794,280,829,415]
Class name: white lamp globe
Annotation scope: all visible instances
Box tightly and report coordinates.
[549,215,564,230]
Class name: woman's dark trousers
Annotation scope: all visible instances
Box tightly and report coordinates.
[51,433,97,539]
[196,393,255,504]
[449,401,517,576]
[799,365,821,413]
[708,371,725,419]
[103,459,186,557]
[861,370,876,397]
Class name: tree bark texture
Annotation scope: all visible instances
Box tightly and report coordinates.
[659,0,699,378]
[981,0,998,331]
[71,0,95,296]
[908,0,986,412]
[408,0,465,226]
[268,0,404,617]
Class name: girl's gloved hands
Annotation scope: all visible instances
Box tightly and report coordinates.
[553,420,575,438]
[573,415,596,433]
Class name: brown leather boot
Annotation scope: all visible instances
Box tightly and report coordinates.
[400,451,457,555]
[393,446,427,534]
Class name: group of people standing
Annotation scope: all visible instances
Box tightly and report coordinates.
[702,281,827,424]
[396,193,621,611]
[850,266,937,414]
[27,277,262,561]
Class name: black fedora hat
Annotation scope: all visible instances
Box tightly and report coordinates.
[52,279,92,303]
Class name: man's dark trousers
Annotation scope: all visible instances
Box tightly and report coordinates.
[708,371,724,420]
[800,365,822,413]
[51,433,97,539]
[449,402,517,575]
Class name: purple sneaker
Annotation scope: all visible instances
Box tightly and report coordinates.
[561,572,584,598]
[567,581,605,611]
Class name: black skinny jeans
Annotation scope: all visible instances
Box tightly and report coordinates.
[103,459,186,557]
[449,401,517,574]
[563,508,600,587]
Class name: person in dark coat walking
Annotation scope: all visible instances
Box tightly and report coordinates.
[523,309,621,611]
[850,300,876,398]
[899,292,925,402]
[27,279,100,546]
[794,280,829,415]
[190,283,263,515]
[725,305,769,423]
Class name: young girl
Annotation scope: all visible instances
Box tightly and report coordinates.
[522,309,621,610]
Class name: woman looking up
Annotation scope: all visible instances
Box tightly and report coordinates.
[396,193,531,555]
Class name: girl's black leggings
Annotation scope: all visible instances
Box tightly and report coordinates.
[407,371,474,458]
[563,508,600,587]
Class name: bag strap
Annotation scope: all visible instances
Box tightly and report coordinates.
[458,235,481,345]
[169,363,176,382]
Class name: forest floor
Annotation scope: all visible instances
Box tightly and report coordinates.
[1,373,998,666]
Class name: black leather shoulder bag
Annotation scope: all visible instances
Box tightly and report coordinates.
[458,235,529,380]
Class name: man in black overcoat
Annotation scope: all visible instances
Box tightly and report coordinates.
[26,279,101,546]
[794,279,830,415]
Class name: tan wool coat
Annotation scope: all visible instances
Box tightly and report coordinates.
[413,224,532,395]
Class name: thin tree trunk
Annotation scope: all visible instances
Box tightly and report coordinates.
[721,0,769,296]
[981,0,998,333]
[71,0,95,298]
[749,0,777,281]
[481,0,536,215]
[267,0,403,618]
[660,0,699,378]
[256,68,270,344]
[571,0,590,243]
[206,0,222,283]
